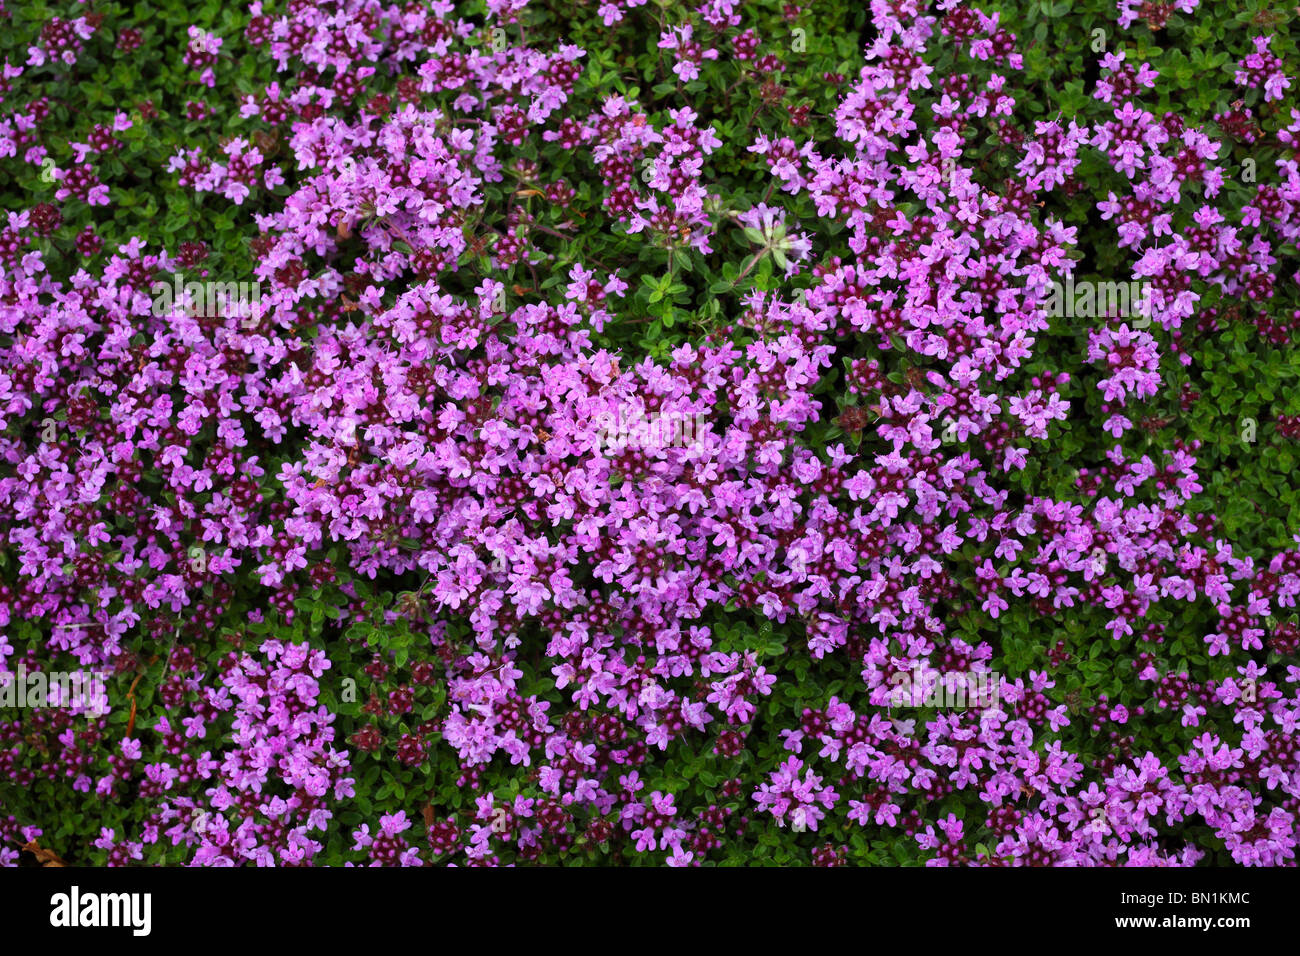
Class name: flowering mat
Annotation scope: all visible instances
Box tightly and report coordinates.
[1,0,1299,870]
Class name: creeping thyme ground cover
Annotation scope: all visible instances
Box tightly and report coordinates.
[1,0,1299,867]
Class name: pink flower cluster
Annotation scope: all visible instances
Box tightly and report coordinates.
[2,0,1298,867]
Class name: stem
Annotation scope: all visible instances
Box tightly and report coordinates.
[656,9,667,84]
[527,224,623,274]
[733,251,765,287]
[530,224,576,240]
[723,71,749,101]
